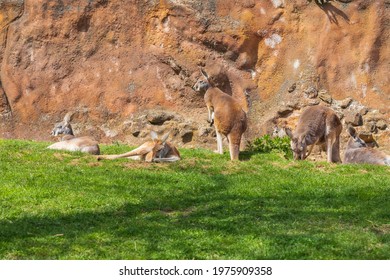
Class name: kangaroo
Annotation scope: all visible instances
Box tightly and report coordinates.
[193,68,247,160]
[47,112,100,155]
[97,131,181,162]
[344,126,389,165]
[285,105,342,163]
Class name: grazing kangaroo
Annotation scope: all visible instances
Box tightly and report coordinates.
[97,131,181,162]
[285,105,342,163]
[344,126,390,165]
[47,112,100,155]
[193,68,247,160]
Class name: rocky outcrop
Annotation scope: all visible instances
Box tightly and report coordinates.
[0,0,389,150]
[0,0,24,119]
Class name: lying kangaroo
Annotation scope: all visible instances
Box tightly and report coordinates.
[193,68,247,160]
[47,112,100,155]
[285,105,342,163]
[344,126,390,165]
[97,131,181,162]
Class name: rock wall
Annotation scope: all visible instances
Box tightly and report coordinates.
[0,0,389,150]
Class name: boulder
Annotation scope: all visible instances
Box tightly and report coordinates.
[318,90,332,104]
[339,97,353,109]
[345,112,363,127]
[376,120,387,131]
[146,111,176,125]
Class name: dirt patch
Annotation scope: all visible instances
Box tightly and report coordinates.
[371,224,390,235]
[121,161,154,169]
[87,162,103,167]
[53,152,72,161]
[69,159,81,166]
[160,206,197,217]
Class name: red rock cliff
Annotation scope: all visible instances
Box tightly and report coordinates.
[0,0,389,149]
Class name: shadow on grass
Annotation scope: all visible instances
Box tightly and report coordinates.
[1,140,389,259]
[239,151,292,161]
[239,151,256,161]
[1,171,389,260]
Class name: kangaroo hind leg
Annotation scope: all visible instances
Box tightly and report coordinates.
[326,133,341,163]
[227,133,241,160]
[215,130,223,154]
[331,134,341,163]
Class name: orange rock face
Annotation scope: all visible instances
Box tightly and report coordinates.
[0,0,389,150]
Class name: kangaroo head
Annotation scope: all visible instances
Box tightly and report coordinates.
[346,126,367,149]
[193,68,211,92]
[150,131,171,159]
[51,112,74,136]
[285,128,307,160]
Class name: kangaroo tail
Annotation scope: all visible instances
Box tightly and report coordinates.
[385,156,390,166]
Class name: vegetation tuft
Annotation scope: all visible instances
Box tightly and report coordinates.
[0,139,389,260]
[246,135,292,159]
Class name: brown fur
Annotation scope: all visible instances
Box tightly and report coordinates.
[193,69,247,160]
[97,131,181,162]
[47,112,100,155]
[286,105,342,163]
[344,126,389,165]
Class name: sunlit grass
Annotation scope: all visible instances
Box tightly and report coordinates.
[0,139,389,259]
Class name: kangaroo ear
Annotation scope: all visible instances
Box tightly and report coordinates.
[161,132,170,143]
[347,126,357,138]
[200,68,209,80]
[150,131,158,141]
[285,127,293,139]
[298,135,306,145]
[63,112,74,124]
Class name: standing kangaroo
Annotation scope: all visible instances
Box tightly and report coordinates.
[47,112,100,155]
[97,131,181,162]
[344,126,389,165]
[285,105,342,163]
[193,68,247,160]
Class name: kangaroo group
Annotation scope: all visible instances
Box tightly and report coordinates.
[284,105,388,166]
[47,68,389,166]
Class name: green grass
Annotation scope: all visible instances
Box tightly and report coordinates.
[0,139,389,260]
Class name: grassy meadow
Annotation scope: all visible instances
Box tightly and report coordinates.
[0,139,389,260]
